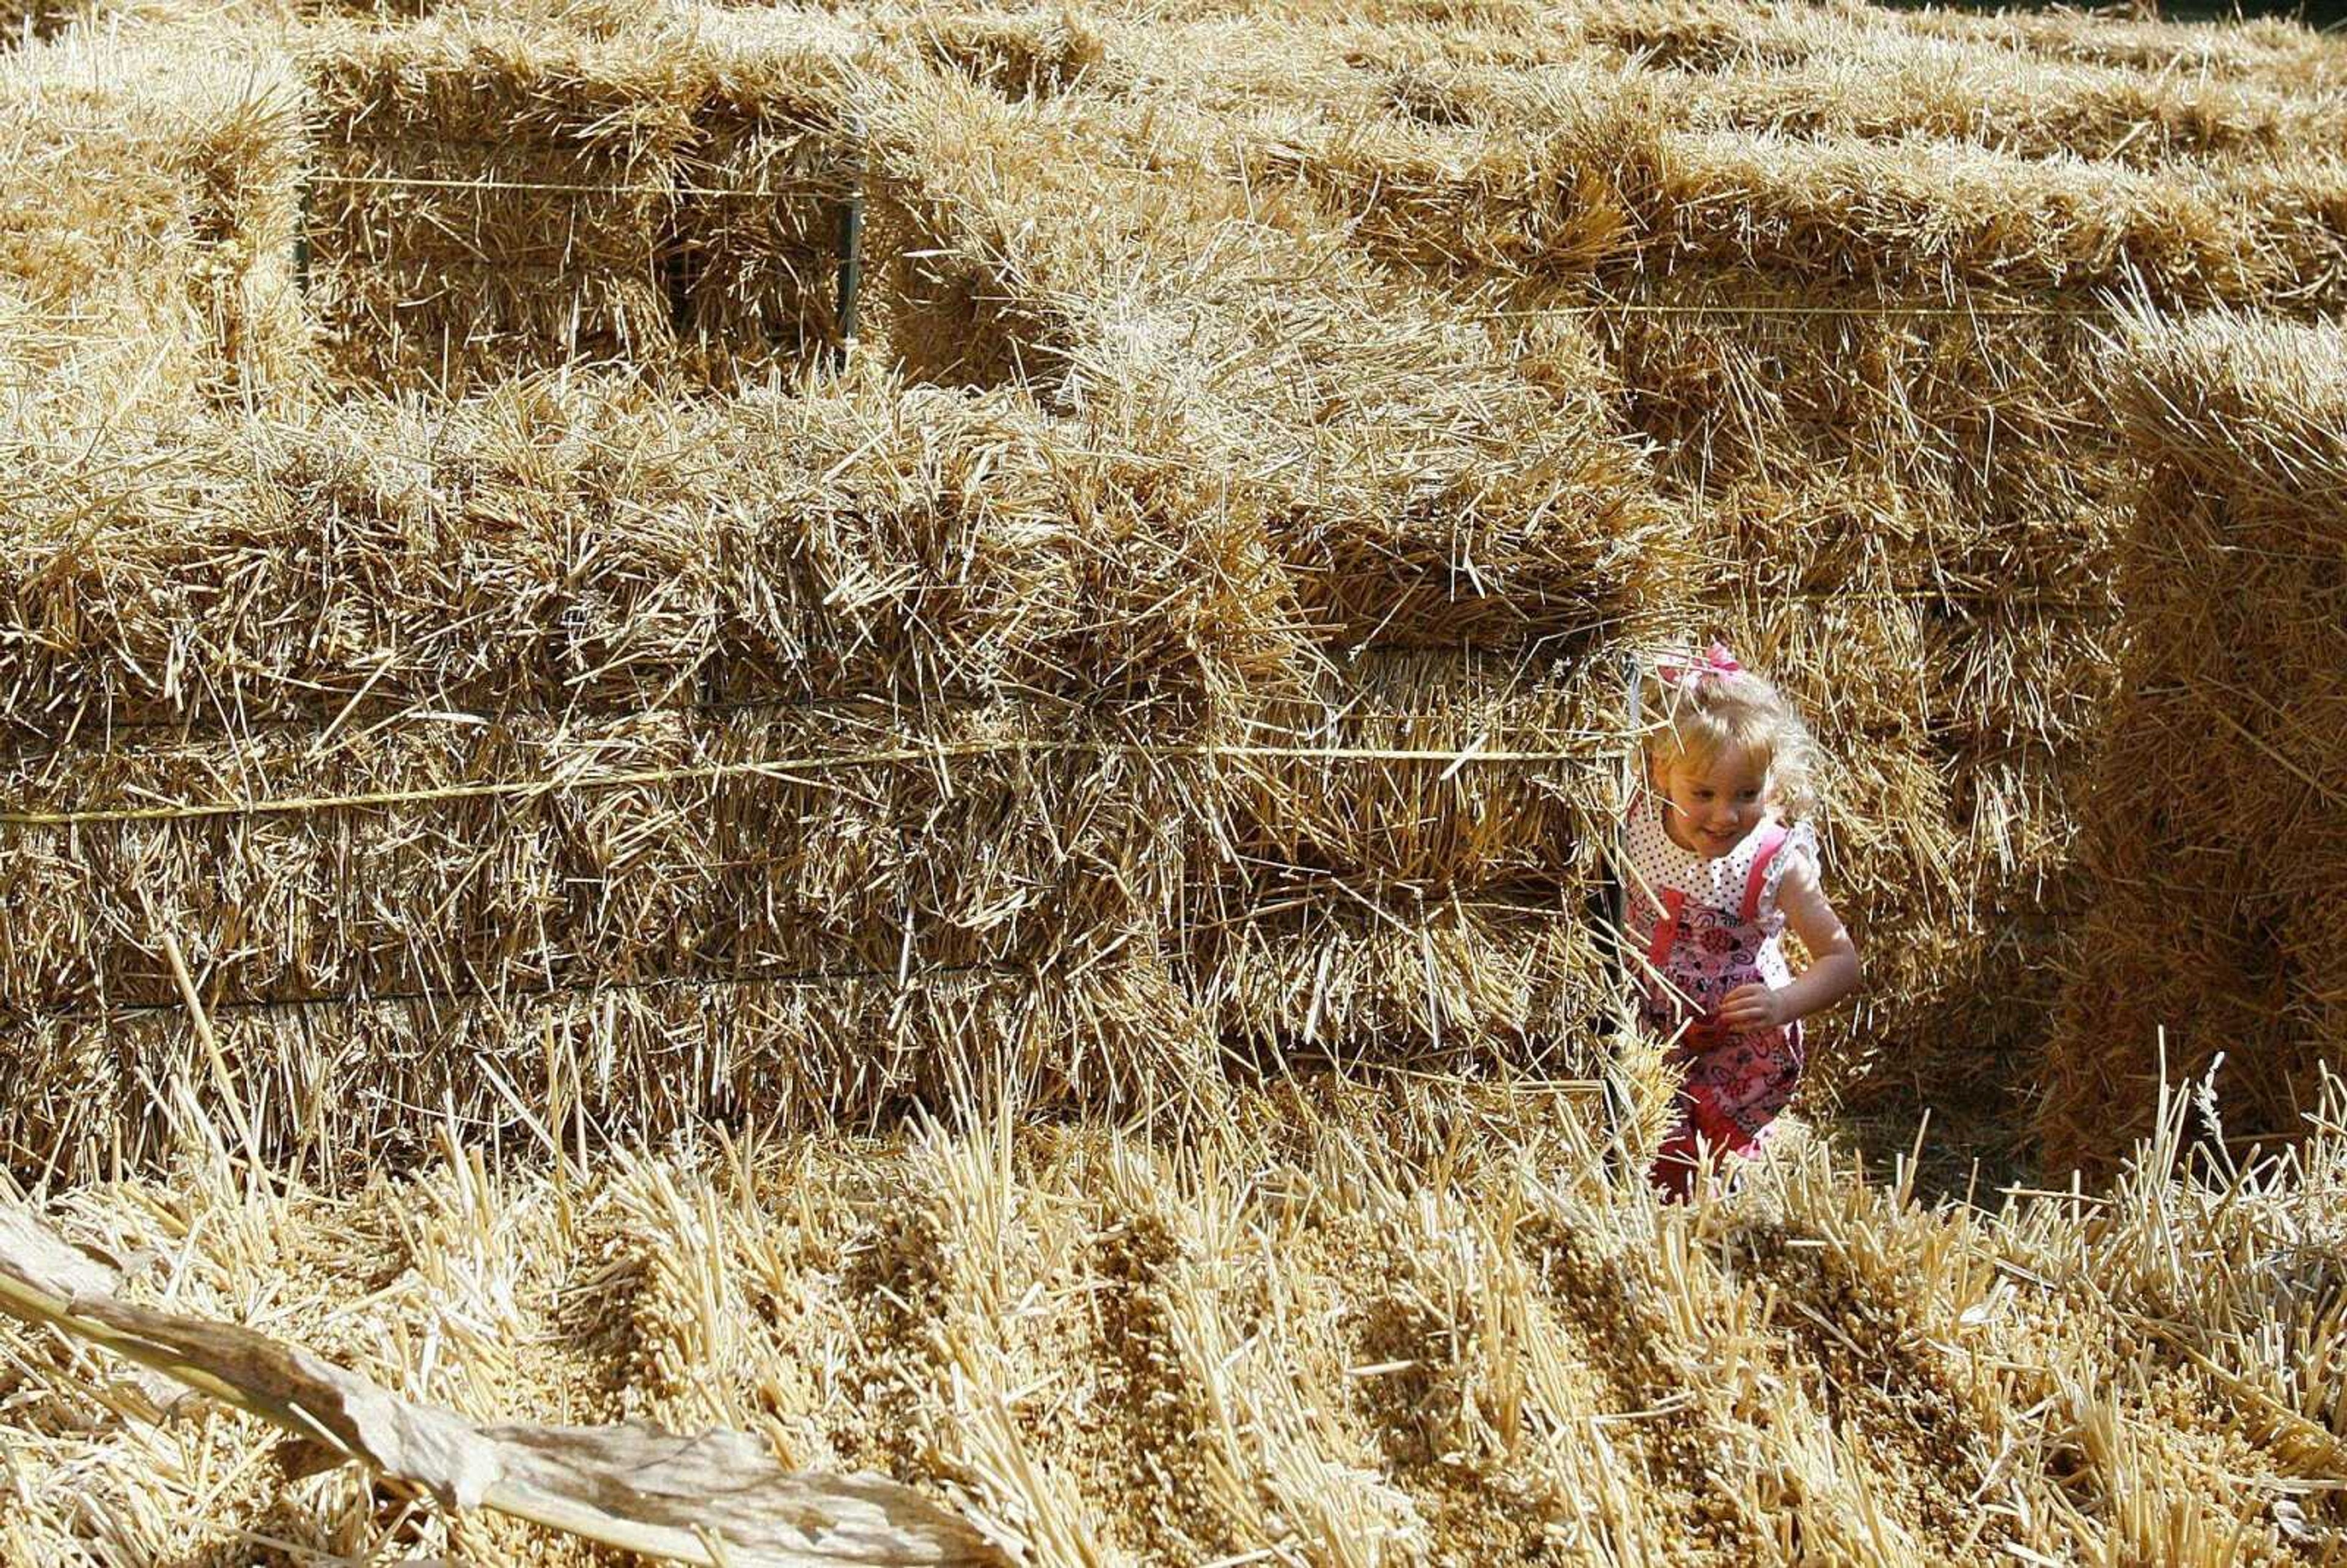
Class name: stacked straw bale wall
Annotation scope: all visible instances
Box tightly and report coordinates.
[0,16,1706,1179]
[4,0,2345,1179]
[0,368,1664,1178]
[2039,315,2347,1174]
[0,378,1354,1173]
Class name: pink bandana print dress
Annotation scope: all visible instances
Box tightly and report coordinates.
[1620,794,1820,1201]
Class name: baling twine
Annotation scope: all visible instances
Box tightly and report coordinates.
[3,734,1616,1027]
[0,734,1612,829]
[271,169,2144,323]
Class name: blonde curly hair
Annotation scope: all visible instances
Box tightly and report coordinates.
[1640,645,1822,824]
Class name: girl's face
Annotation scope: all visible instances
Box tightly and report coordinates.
[1652,744,1770,859]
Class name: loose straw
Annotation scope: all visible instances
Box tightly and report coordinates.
[160,931,269,1188]
[0,736,1609,830]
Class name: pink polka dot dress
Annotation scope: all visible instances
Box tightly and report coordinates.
[1621,790,1819,1200]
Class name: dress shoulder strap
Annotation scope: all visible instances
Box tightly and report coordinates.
[1739,822,1791,925]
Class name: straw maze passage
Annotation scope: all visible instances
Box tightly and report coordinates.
[5,9,2346,1181]
[1056,4,2347,1162]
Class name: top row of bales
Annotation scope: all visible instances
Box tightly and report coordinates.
[13,1,2345,404]
[308,10,894,390]
[0,5,1118,421]
[0,31,303,427]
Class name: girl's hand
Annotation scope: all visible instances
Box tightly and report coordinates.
[1717,983,1789,1033]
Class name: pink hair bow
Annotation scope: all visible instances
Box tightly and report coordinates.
[1658,641,1741,692]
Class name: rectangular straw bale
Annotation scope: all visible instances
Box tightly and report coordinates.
[1798,929,1972,1109]
[1637,130,2347,310]
[1243,109,1647,279]
[1688,472,2116,610]
[1093,8,1533,122]
[895,10,1114,101]
[861,65,1695,652]
[304,18,696,387]
[1888,4,2347,90]
[0,34,304,422]
[851,181,1077,393]
[2042,313,2347,1174]
[1945,739,2101,912]
[1380,34,2346,169]
[1175,892,1610,1072]
[1823,918,2062,1115]
[1560,0,1844,73]
[2041,879,2299,1177]
[305,7,949,390]
[0,375,1311,739]
[2,954,1218,1179]
[1711,586,1931,744]
[654,12,867,379]
[1648,38,2347,169]
[1585,284,2122,531]
[1271,400,1684,648]
[1179,196,1690,649]
[1212,648,1623,898]
[1256,97,2347,311]
[1923,598,2120,754]
[0,701,1219,1014]
[304,10,886,390]
[1691,477,1934,597]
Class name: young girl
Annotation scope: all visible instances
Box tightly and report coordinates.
[1621,642,1862,1201]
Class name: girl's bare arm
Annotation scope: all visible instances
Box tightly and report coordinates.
[1772,857,1860,1022]
[1717,855,1860,1031]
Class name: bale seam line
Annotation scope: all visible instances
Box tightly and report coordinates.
[0,736,1615,828]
